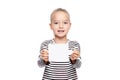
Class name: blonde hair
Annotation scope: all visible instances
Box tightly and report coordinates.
[50,8,70,22]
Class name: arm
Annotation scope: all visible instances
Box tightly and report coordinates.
[69,41,82,68]
[70,57,82,68]
[37,40,50,68]
[37,56,50,68]
[37,57,46,68]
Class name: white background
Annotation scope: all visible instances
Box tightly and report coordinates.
[0,0,120,80]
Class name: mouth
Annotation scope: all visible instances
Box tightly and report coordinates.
[57,30,65,32]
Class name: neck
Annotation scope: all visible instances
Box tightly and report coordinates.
[54,36,68,44]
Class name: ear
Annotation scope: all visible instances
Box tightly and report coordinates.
[49,23,52,30]
[70,22,72,26]
[69,22,72,29]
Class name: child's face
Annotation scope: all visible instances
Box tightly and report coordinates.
[50,11,71,38]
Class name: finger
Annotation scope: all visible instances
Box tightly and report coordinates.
[41,56,48,60]
[70,54,79,59]
[41,49,48,53]
[43,56,48,59]
[41,52,47,55]
[43,56,49,60]
[42,49,48,52]
[73,51,80,56]
[40,53,48,58]
[70,55,75,60]
[74,54,80,59]
[70,56,76,60]
[41,51,48,56]
[41,50,46,53]
[73,54,77,57]
[41,54,49,57]
[44,58,49,62]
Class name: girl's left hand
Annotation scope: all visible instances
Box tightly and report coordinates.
[70,49,80,60]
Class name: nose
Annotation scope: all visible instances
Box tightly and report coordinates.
[59,22,63,29]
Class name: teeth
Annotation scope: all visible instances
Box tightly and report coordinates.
[58,30,64,32]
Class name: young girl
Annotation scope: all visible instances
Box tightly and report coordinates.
[38,8,81,80]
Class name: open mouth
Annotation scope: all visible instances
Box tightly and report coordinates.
[57,30,64,32]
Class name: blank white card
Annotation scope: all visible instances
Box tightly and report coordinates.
[48,44,72,62]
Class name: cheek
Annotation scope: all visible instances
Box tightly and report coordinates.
[52,28,58,33]
[51,24,57,30]
[65,25,71,31]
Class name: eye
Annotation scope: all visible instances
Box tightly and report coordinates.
[64,22,68,24]
[54,22,58,24]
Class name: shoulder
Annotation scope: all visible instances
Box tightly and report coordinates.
[69,40,80,46]
[41,39,53,45]
[40,39,53,50]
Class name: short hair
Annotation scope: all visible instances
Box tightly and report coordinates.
[50,8,70,22]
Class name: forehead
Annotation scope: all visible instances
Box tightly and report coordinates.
[51,11,70,20]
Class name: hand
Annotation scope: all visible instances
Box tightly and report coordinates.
[70,49,80,61]
[39,49,49,62]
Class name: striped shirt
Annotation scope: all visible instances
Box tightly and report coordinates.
[38,39,81,80]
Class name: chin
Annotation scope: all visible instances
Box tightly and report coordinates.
[55,35,66,38]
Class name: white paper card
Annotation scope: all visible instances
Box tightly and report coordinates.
[48,44,72,62]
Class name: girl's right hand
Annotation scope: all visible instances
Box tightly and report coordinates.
[39,49,49,62]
